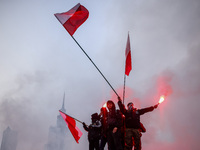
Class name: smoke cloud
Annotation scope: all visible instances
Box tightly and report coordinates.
[0,0,200,149]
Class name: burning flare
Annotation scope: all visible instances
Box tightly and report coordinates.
[103,102,107,108]
[159,95,165,104]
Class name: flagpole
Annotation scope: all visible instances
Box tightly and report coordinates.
[123,74,126,104]
[71,35,119,97]
[59,110,83,124]
[123,32,132,104]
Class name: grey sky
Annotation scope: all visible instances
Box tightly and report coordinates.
[0,0,200,149]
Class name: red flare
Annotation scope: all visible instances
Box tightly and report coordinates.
[159,95,165,104]
[103,103,107,108]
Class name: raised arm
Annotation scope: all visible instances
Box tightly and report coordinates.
[82,122,89,131]
[138,104,158,115]
[117,97,127,115]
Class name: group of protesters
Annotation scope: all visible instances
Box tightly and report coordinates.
[82,96,159,150]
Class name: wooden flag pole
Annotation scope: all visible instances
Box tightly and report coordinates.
[71,35,119,97]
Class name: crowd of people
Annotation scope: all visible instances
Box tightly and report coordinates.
[82,97,159,150]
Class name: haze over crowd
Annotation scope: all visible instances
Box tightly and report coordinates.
[0,0,200,149]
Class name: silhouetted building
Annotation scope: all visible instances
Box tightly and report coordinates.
[0,126,18,150]
[45,94,68,150]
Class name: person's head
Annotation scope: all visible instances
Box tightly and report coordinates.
[91,113,100,123]
[127,102,134,111]
[107,100,115,111]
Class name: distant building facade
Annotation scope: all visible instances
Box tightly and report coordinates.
[0,127,18,150]
[45,95,68,150]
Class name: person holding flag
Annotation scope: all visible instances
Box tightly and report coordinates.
[117,97,158,150]
[82,113,102,150]
[106,100,124,150]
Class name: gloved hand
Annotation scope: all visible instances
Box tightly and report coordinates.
[118,96,122,101]
[82,122,86,127]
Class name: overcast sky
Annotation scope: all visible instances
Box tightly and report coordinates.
[0,0,200,149]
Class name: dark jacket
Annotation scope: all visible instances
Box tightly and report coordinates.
[118,100,154,129]
[107,109,123,131]
[83,121,102,141]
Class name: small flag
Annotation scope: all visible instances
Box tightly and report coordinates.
[54,3,89,36]
[125,33,132,76]
[59,110,83,143]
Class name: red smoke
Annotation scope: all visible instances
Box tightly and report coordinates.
[155,74,173,104]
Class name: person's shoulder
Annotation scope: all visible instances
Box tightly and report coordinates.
[134,109,140,114]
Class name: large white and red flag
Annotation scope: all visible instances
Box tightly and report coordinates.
[59,110,83,143]
[54,3,89,36]
[125,33,132,76]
